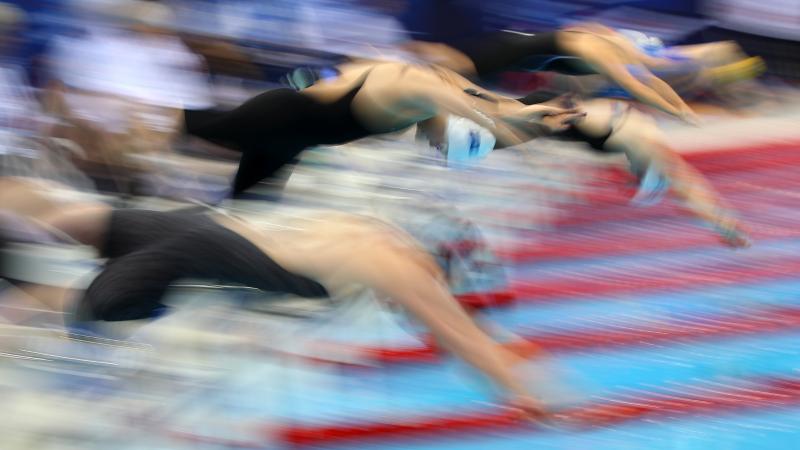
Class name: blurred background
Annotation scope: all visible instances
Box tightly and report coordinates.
[1,0,800,449]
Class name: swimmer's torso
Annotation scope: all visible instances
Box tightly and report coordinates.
[301,61,378,101]
[302,60,498,134]
[303,60,425,133]
[1,178,437,301]
[214,212,432,298]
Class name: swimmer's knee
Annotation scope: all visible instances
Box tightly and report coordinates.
[74,286,112,322]
[76,286,126,322]
[78,290,165,322]
[78,267,168,322]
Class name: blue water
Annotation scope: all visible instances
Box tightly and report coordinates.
[17,177,800,449]
[339,406,800,450]
[271,308,800,450]
[223,329,799,426]
[160,232,797,449]
[237,231,800,449]
[72,207,793,450]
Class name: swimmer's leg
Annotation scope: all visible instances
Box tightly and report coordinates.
[75,222,328,323]
[232,141,305,196]
[101,208,214,258]
[74,252,175,323]
[184,89,318,195]
[669,41,749,67]
[452,31,595,78]
[184,89,308,143]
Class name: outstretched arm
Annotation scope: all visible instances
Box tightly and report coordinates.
[593,102,750,247]
[646,145,750,247]
[557,30,696,123]
[352,63,582,148]
[401,25,697,123]
[342,239,543,418]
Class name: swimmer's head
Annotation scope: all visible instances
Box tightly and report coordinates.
[385,204,507,295]
[418,115,496,168]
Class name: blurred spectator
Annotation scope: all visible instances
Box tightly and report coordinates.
[0,3,42,134]
[0,2,94,191]
[42,0,216,194]
[400,0,486,45]
[296,0,411,60]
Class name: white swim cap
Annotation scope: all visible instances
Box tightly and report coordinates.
[440,116,496,168]
[618,28,664,54]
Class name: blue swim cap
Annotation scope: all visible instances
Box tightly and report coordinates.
[390,204,507,295]
[630,161,670,206]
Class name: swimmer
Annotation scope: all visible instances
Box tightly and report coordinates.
[0,177,545,419]
[584,27,765,99]
[183,57,749,246]
[399,27,752,247]
[405,23,763,120]
[514,94,751,248]
[182,59,586,195]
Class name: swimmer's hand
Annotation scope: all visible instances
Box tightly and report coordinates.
[508,394,549,422]
[679,106,702,127]
[715,218,752,248]
[512,105,587,133]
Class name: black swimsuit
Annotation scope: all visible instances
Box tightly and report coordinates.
[451,31,595,78]
[184,79,373,195]
[76,209,329,322]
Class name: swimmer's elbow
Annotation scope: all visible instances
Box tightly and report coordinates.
[357,242,444,295]
[612,70,651,95]
[370,270,443,315]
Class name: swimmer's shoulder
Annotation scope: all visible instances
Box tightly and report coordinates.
[211,209,418,257]
[293,210,407,242]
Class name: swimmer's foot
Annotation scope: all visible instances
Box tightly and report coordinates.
[705,56,766,86]
[716,220,753,249]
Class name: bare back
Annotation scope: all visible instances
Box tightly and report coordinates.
[302,60,509,135]
[215,212,438,298]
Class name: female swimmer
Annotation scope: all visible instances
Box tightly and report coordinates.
[183,56,749,246]
[406,23,761,121]
[516,94,751,247]
[182,59,585,195]
[402,26,752,248]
